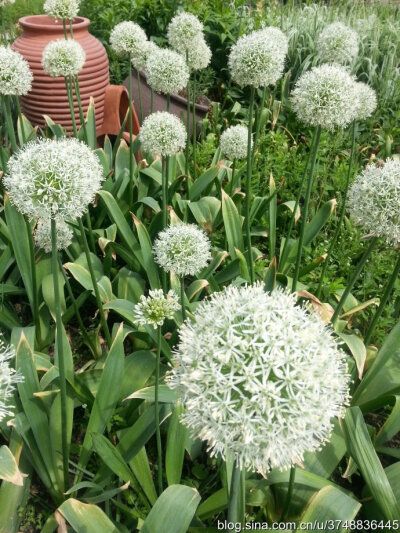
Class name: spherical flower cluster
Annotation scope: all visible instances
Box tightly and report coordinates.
[228,27,288,88]
[167,12,203,54]
[348,158,400,247]
[0,339,23,423]
[110,21,148,70]
[185,37,211,72]
[146,48,189,95]
[42,39,85,78]
[220,125,250,160]
[0,46,32,96]
[291,64,358,130]
[133,289,180,329]
[140,112,186,156]
[317,22,359,65]
[3,138,104,221]
[43,0,80,20]
[168,283,350,474]
[35,218,73,253]
[353,82,377,120]
[153,223,211,277]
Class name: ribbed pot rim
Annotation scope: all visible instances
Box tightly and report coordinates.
[18,15,90,32]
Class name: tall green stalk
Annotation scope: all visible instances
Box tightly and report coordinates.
[150,88,154,114]
[331,236,378,326]
[364,253,400,346]
[180,277,186,322]
[316,122,357,298]
[291,126,322,292]
[155,325,163,495]
[229,158,237,195]
[127,60,134,207]
[192,72,197,177]
[72,75,88,144]
[136,69,143,124]
[3,95,18,152]
[15,98,26,145]
[227,464,245,525]
[166,94,171,112]
[78,218,112,347]
[64,76,78,138]
[185,51,190,178]
[161,156,168,293]
[51,219,69,491]
[25,217,40,342]
[280,465,296,521]
[245,87,255,283]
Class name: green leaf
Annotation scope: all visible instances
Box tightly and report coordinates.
[41,272,66,320]
[124,385,178,403]
[0,446,26,486]
[221,190,244,259]
[376,396,400,446]
[338,332,366,380]
[269,174,277,258]
[189,166,219,201]
[58,499,120,532]
[301,486,360,525]
[141,485,201,533]
[85,97,97,150]
[129,447,157,506]
[131,214,160,290]
[91,433,134,484]
[166,402,187,486]
[341,406,400,520]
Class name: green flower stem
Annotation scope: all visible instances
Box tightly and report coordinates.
[185,51,190,179]
[51,218,69,491]
[78,217,112,347]
[166,94,171,112]
[15,97,26,145]
[316,121,357,299]
[73,75,88,145]
[150,88,154,114]
[69,20,74,38]
[252,87,268,162]
[64,76,78,138]
[364,253,400,346]
[85,210,96,254]
[161,156,168,293]
[62,20,68,39]
[180,276,186,322]
[192,72,197,177]
[245,86,256,283]
[227,464,245,526]
[25,217,40,342]
[127,60,134,207]
[155,325,163,495]
[280,465,296,521]
[3,95,18,152]
[136,69,143,124]
[291,125,322,292]
[331,236,378,326]
[229,158,236,195]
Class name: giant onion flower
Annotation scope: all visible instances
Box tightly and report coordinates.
[220,125,250,160]
[318,22,359,65]
[42,39,85,78]
[133,289,180,329]
[146,48,189,95]
[140,112,187,156]
[167,12,203,54]
[0,46,32,95]
[228,27,288,88]
[348,158,400,247]
[44,0,80,20]
[0,339,23,423]
[353,82,377,121]
[153,223,211,277]
[291,64,358,130]
[110,21,148,69]
[185,36,211,72]
[35,218,73,253]
[168,283,350,474]
[3,138,104,221]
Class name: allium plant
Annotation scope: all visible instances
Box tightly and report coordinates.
[35,218,73,253]
[44,0,80,21]
[220,125,250,160]
[185,36,211,72]
[354,82,377,120]
[0,339,23,423]
[42,39,85,78]
[140,112,187,157]
[167,12,203,54]
[317,22,359,65]
[146,48,189,96]
[0,46,32,95]
[168,283,350,474]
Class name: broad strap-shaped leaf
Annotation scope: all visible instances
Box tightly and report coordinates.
[0,446,27,486]
[166,402,187,486]
[221,190,244,259]
[57,499,120,533]
[131,214,160,290]
[300,486,360,526]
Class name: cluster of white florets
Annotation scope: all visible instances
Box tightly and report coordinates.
[291,64,358,130]
[167,12,203,54]
[220,124,250,160]
[0,339,23,423]
[153,223,211,277]
[110,21,148,71]
[228,27,288,88]
[168,283,350,474]
[348,158,400,247]
[3,138,104,221]
[0,46,32,95]
[140,112,187,156]
[146,48,189,95]
[186,37,211,72]
[34,218,73,253]
[44,0,80,20]
[354,82,377,120]
[42,39,85,77]
[133,289,180,328]
[317,22,359,65]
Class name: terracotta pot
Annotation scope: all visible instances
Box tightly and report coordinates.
[12,15,109,132]
[123,72,210,138]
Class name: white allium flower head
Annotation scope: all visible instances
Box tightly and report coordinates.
[146,47,189,95]
[44,0,80,20]
[0,0,15,6]
[348,158,400,247]
[133,289,180,329]
[228,27,288,88]
[168,283,350,474]
[185,36,211,72]
[42,39,85,78]
[291,64,358,130]
[0,46,33,96]
[153,223,211,277]
[3,138,104,221]
[318,22,359,65]
[0,339,23,423]
[35,218,73,253]
[167,11,203,54]
[140,112,187,156]
[110,21,148,68]
[220,125,250,160]
[353,82,377,121]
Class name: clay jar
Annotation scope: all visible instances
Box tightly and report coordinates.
[12,15,109,132]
